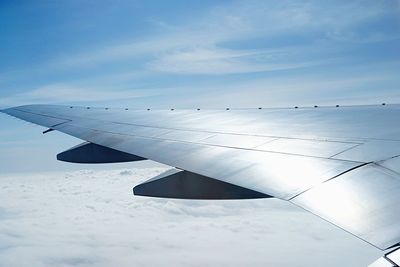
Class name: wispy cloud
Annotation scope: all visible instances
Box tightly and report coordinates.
[146,46,328,75]
[0,84,158,107]
[154,70,400,108]
[44,0,400,75]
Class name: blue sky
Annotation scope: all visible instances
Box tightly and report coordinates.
[0,0,399,109]
[0,0,400,173]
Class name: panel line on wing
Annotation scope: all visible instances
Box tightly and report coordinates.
[328,143,363,158]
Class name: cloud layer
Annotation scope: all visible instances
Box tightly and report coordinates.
[0,167,380,267]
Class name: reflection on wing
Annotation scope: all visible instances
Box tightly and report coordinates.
[293,163,400,250]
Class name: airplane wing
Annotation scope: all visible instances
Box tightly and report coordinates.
[2,104,400,265]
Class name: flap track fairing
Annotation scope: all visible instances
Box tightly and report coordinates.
[57,142,145,164]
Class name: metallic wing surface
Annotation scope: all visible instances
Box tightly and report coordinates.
[2,104,400,265]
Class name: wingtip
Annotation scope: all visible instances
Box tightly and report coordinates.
[0,108,10,113]
[0,107,16,115]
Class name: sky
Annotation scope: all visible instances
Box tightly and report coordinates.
[0,0,399,109]
[0,0,399,266]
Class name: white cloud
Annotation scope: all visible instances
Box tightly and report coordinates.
[146,46,324,75]
[0,167,381,267]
